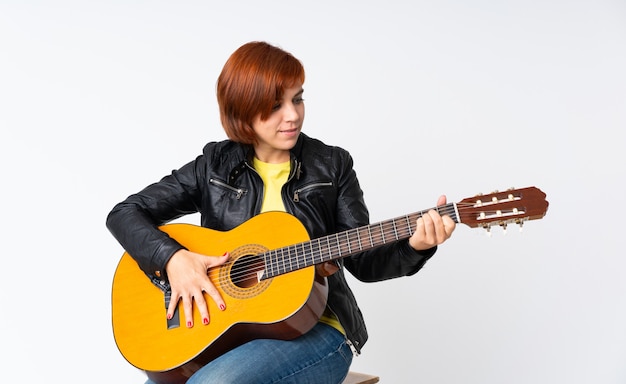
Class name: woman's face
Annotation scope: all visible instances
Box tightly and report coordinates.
[251,84,305,163]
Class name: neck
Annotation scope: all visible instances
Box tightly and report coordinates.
[253,149,290,164]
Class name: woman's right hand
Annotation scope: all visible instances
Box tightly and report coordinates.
[164,249,230,327]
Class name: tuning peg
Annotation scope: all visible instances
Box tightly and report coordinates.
[501,222,508,235]
[483,225,492,237]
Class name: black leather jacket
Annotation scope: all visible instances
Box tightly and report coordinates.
[106,133,436,354]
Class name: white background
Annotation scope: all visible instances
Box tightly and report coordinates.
[1,1,625,383]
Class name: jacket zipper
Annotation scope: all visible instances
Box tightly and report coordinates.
[293,182,333,202]
[345,338,360,356]
[326,303,360,357]
[209,178,245,199]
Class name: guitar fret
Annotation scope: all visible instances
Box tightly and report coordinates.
[405,215,413,236]
[326,236,332,263]
[264,252,269,278]
[367,226,374,248]
[369,222,381,246]
[309,241,315,268]
[271,250,275,275]
[285,246,291,274]
[294,243,299,271]
[314,238,320,265]
[318,239,323,262]
[392,218,399,240]
[285,245,292,273]
[283,245,298,273]
[281,247,287,275]
[269,250,277,277]
[292,245,297,273]
[319,237,323,263]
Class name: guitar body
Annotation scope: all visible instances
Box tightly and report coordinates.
[112,212,328,384]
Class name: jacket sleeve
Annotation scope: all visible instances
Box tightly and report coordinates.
[333,150,437,282]
[106,156,206,278]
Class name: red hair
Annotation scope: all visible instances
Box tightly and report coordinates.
[217,41,305,144]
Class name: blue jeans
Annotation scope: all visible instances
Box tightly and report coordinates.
[145,323,353,384]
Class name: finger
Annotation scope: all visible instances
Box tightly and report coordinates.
[193,289,211,326]
[424,209,451,243]
[415,215,426,235]
[442,215,456,237]
[166,294,180,321]
[316,261,339,277]
[436,195,447,207]
[205,252,230,268]
[427,209,444,226]
[182,295,195,328]
[203,281,226,313]
[323,261,340,276]
[418,212,435,243]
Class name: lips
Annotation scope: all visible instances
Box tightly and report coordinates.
[279,128,299,135]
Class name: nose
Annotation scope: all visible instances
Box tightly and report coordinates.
[282,101,301,122]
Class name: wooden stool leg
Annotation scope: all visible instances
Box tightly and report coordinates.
[342,371,380,384]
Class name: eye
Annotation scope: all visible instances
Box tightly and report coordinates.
[271,102,281,111]
[293,97,304,104]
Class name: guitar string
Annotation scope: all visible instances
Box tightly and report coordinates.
[214,205,455,284]
[214,201,533,284]
[209,203,507,285]
[212,202,528,284]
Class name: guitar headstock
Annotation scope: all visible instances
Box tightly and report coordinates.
[456,186,548,231]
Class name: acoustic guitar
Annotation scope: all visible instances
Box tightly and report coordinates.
[111,186,548,384]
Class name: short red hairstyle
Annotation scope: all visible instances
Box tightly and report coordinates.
[217,41,305,144]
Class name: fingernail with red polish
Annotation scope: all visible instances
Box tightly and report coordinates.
[167,314,172,320]
[187,321,192,327]
[219,304,226,311]
[203,317,209,325]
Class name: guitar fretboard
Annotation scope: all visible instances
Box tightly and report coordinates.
[261,202,459,279]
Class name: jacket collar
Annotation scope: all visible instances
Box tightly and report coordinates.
[229,133,306,183]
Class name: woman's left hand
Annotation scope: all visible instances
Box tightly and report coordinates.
[408,195,456,251]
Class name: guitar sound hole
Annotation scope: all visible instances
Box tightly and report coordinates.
[231,254,264,289]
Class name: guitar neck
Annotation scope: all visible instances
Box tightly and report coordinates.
[261,202,459,279]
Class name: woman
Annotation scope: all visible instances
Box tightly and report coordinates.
[107,41,456,384]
